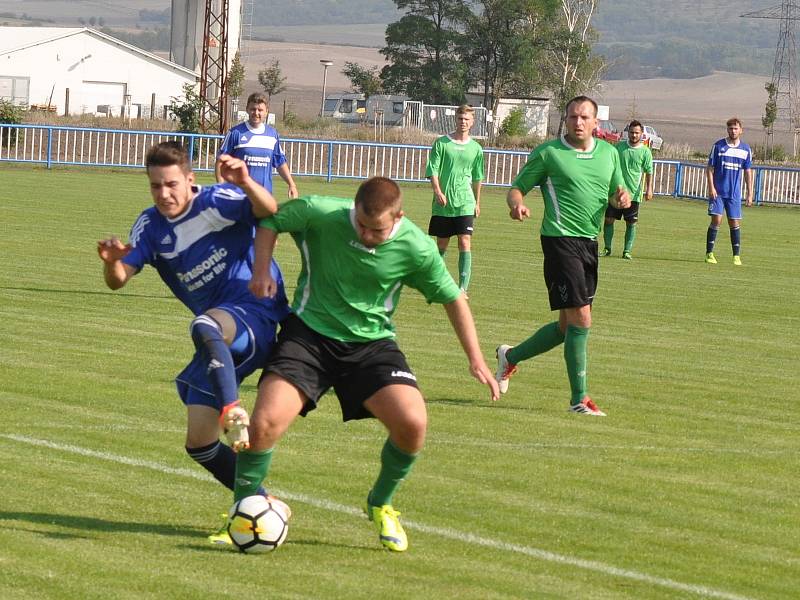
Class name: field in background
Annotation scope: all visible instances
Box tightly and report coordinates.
[1,164,799,599]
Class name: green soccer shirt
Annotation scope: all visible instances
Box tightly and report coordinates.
[259,195,461,342]
[511,136,625,238]
[615,140,653,203]
[425,135,485,217]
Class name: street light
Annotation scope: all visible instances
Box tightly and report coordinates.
[319,59,333,117]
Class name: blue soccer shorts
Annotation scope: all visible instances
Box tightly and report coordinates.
[175,300,281,410]
[708,196,742,220]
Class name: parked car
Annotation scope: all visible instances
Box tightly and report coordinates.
[622,123,664,150]
[593,119,621,143]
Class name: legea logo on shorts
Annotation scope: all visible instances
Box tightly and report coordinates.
[391,370,417,381]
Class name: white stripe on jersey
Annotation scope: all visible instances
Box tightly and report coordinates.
[128,214,150,247]
[235,135,278,151]
[721,147,749,161]
[160,208,236,259]
[545,177,565,234]
[383,280,403,320]
[295,239,312,315]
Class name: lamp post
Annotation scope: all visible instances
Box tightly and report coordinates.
[319,59,333,117]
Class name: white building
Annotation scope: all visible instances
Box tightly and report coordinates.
[0,27,198,117]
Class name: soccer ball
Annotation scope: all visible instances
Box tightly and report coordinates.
[227,495,289,553]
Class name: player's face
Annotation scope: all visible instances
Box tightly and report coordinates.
[628,126,643,144]
[455,111,474,133]
[727,123,742,141]
[565,101,598,147]
[147,164,195,218]
[247,102,268,126]
[354,205,402,248]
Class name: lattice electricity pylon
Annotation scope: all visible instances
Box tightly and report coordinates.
[199,0,230,134]
[743,2,800,128]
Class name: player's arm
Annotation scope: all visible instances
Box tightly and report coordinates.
[473,180,482,217]
[276,163,299,199]
[705,165,717,199]
[744,168,754,206]
[249,225,279,298]
[644,172,654,201]
[506,187,531,221]
[442,296,500,402]
[430,175,447,206]
[217,153,277,218]
[214,157,225,184]
[97,236,137,290]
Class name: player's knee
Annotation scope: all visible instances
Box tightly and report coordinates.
[190,314,223,348]
[392,412,427,452]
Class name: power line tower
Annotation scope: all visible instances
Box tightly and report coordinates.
[199,0,231,134]
[743,2,800,129]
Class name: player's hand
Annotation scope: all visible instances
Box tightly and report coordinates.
[249,273,277,298]
[435,191,447,206]
[470,360,500,402]
[220,401,250,452]
[97,236,132,263]
[509,203,530,221]
[287,184,299,199]
[613,185,631,209]
[474,204,481,218]
[217,154,251,187]
[645,191,653,202]
[746,195,753,207]
[708,187,718,201]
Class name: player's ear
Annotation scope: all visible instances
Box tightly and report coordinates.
[187,171,196,185]
[395,209,404,221]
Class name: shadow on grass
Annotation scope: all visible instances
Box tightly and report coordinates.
[0,511,207,538]
[426,397,536,413]
[0,285,173,301]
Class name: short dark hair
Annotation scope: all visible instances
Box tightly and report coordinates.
[628,119,643,131]
[565,95,598,117]
[145,141,191,173]
[355,177,402,216]
[246,92,269,107]
[455,104,474,116]
[726,117,743,128]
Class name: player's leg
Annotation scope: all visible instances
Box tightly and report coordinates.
[706,199,724,263]
[363,384,426,552]
[601,205,617,255]
[726,198,743,263]
[456,231,472,293]
[436,236,450,257]
[622,203,640,260]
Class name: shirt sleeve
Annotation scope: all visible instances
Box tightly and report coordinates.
[271,132,287,169]
[425,138,443,178]
[707,143,716,168]
[208,184,255,225]
[744,146,753,169]
[121,212,155,272]
[218,130,235,157]
[259,196,313,233]
[511,148,545,194]
[403,237,461,304]
[643,148,654,174]
[472,144,485,182]
[608,148,626,196]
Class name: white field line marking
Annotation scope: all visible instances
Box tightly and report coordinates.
[2,434,756,600]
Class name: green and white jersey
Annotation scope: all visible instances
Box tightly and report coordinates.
[615,140,653,203]
[425,135,485,217]
[259,195,461,342]
[511,136,625,238]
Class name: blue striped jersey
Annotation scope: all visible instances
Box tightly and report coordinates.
[707,138,752,201]
[218,122,287,192]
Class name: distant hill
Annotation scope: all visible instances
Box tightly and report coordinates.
[252,0,398,26]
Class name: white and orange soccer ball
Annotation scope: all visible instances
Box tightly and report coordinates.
[227,495,289,553]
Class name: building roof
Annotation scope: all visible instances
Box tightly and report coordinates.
[0,27,197,78]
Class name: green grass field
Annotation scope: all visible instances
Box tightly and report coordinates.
[1,164,798,600]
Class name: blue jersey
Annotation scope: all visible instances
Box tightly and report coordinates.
[122,183,289,321]
[707,138,752,201]
[218,122,287,192]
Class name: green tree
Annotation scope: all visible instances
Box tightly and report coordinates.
[0,99,23,149]
[762,82,778,160]
[257,59,287,100]
[168,83,203,133]
[228,51,246,101]
[381,0,470,104]
[342,62,383,99]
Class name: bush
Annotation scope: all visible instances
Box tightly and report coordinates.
[752,143,787,163]
[0,99,23,148]
[499,107,527,138]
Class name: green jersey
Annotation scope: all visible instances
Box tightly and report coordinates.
[615,141,653,203]
[259,195,461,342]
[425,135,485,217]
[511,136,625,238]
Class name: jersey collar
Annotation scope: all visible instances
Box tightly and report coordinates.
[560,134,596,153]
[348,206,403,245]
[246,122,266,134]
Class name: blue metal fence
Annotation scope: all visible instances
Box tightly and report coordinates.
[2,123,798,205]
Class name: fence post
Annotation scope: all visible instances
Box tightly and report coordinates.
[187,135,195,168]
[673,163,682,197]
[326,141,334,183]
[754,167,763,205]
[46,126,53,169]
